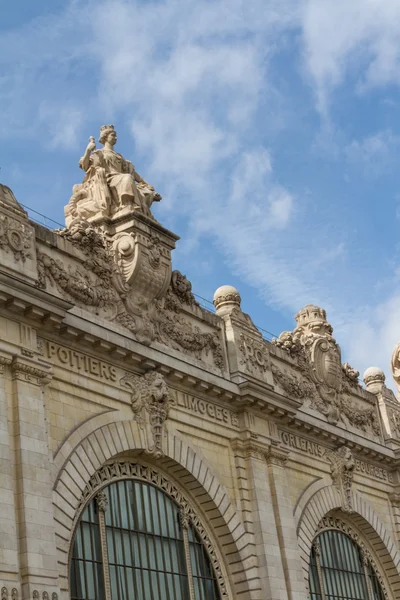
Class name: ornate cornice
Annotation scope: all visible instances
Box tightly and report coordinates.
[11,358,52,385]
[0,354,12,374]
[231,438,289,465]
[266,445,289,467]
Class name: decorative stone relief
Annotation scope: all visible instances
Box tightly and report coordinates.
[271,330,302,356]
[326,447,355,513]
[341,362,360,388]
[239,334,270,376]
[388,408,400,440]
[152,301,224,369]
[316,516,389,599]
[78,461,228,599]
[0,214,33,262]
[271,364,313,401]
[0,185,37,281]
[272,305,380,436]
[121,371,172,458]
[166,270,199,308]
[40,168,224,368]
[95,490,108,512]
[38,224,155,345]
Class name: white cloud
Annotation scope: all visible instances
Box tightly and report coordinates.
[301,0,400,115]
[337,291,400,388]
[345,129,400,175]
[4,0,400,383]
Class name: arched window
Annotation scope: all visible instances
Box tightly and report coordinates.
[70,479,222,600]
[309,528,386,600]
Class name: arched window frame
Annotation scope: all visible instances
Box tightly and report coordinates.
[69,460,230,600]
[310,515,390,600]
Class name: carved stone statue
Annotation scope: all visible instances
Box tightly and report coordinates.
[65,125,161,226]
[121,371,173,458]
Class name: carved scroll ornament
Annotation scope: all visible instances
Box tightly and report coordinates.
[272,306,380,437]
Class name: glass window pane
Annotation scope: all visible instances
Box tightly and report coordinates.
[70,478,221,600]
[69,500,105,600]
[309,529,386,600]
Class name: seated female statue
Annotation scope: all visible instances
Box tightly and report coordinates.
[66,124,161,225]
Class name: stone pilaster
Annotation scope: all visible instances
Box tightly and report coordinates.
[266,445,308,600]
[389,493,400,549]
[0,353,19,593]
[232,438,289,600]
[10,357,59,600]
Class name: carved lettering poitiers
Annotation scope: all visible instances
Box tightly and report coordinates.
[44,341,117,381]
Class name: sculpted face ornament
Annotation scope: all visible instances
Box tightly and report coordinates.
[121,370,173,458]
[65,124,162,226]
[327,446,355,512]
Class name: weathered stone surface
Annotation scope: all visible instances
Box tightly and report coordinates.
[1,138,400,600]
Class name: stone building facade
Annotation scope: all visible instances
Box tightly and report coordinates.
[2,126,400,600]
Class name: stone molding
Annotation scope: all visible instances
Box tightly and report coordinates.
[11,357,52,385]
[295,482,400,596]
[52,414,250,598]
[266,445,289,467]
[231,438,289,466]
[0,355,12,374]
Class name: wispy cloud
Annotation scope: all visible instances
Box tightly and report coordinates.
[302,0,400,115]
[3,0,400,385]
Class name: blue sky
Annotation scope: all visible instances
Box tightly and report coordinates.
[2,0,400,384]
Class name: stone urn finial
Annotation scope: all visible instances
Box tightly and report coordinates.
[213,285,241,316]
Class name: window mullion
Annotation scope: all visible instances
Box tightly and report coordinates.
[96,491,112,600]
[313,539,326,600]
[360,549,374,600]
[180,508,196,600]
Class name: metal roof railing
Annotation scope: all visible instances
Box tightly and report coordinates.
[20,206,278,341]
[21,203,63,229]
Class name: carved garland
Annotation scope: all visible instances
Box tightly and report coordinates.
[316,516,390,600]
[75,461,229,599]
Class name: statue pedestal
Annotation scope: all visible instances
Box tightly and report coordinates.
[105,211,179,302]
